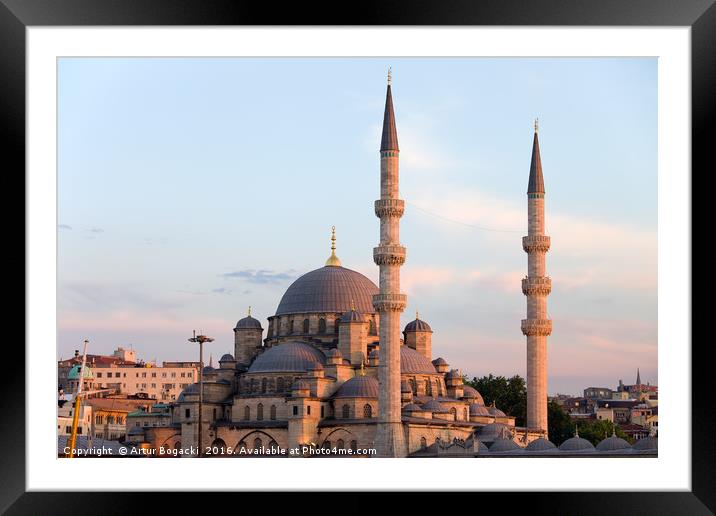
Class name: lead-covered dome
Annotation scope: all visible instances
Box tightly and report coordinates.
[400,345,438,374]
[235,315,262,330]
[333,376,379,398]
[248,342,326,373]
[275,266,378,315]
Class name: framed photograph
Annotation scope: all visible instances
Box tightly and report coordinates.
[6,0,710,511]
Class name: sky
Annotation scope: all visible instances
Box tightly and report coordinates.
[57,57,657,396]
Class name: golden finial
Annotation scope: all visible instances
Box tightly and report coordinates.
[534,117,539,133]
[351,298,356,311]
[360,360,365,376]
[387,67,392,86]
[416,310,419,320]
[248,306,251,317]
[325,226,342,266]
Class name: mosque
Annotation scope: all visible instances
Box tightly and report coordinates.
[136,73,556,458]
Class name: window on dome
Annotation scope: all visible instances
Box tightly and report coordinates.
[369,318,376,335]
[450,407,457,419]
[277,377,285,392]
[303,319,309,333]
[257,403,264,421]
[319,318,326,333]
[342,404,350,419]
[270,405,276,420]
[244,406,250,420]
[261,378,267,393]
[289,319,294,334]
[363,404,372,418]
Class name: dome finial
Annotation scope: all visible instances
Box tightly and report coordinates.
[387,67,392,85]
[360,359,365,376]
[416,309,419,320]
[534,117,539,133]
[351,298,356,311]
[248,305,251,317]
[325,226,342,266]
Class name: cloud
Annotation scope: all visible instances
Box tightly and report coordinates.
[221,269,298,284]
[58,309,229,334]
[58,224,72,230]
[88,227,104,233]
[211,288,232,295]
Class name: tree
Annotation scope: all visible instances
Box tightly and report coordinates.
[574,419,634,446]
[547,401,573,446]
[466,374,527,427]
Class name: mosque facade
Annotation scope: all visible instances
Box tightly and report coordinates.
[137,75,553,457]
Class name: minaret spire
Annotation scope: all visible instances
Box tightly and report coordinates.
[522,120,552,436]
[636,368,641,385]
[373,72,407,457]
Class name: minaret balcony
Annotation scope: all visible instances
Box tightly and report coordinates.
[522,235,551,253]
[374,199,405,218]
[372,293,407,312]
[521,318,552,336]
[521,276,552,296]
[373,245,407,266]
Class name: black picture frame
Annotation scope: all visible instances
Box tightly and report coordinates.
[3,0,710,513]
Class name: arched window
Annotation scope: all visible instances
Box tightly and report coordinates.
[303,319,310,333]
[257,403,264,421]
[425,379,432,396]
[342,404,350,419]
[211,438,227,456]
[463,408,468,420]
[336,439,345,449]
[253,437,262,451]
[289,319,294,334]
[450,407,457,419]
[363,404,372,418]
[270,405,276,420]
[410,378,417,394]
[333,318,339,334]
[244,406,250,420]
[420,437,427,450]
[277,377,285,392]
[250,378,258,392]
[369,318,376,335]
[350,440,358,451]
[261,378,267,393]
[318,318,326,333]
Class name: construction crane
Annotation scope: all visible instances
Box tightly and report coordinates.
[66,339,89,458]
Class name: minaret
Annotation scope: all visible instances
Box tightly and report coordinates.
[373,69,408,457]
[521,118,552,436]
[636,368,641,386]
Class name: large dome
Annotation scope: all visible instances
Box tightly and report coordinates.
[275,266,378,316]
[400,345,438,374]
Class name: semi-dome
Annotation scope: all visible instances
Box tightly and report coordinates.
[404,317,432,332]
[235,315,262,330]
[525,437,557,452]
[596,433,631,452]
[402,403,423,413]
[248,342,326,373]
[479,422,511,438]
[400,345,438,374]
[559,435,595,452]
[275,266,378,316]
[488,404,506,417]
[333,376,379,398]
[632,436,658,451]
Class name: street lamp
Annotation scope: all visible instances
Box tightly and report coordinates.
[188,330,213,457]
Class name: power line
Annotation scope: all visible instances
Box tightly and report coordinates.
[405,201,523,233]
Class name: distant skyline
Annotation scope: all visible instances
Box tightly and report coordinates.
[57,57,657,395]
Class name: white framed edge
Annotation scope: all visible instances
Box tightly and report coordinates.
[26,26,690,491]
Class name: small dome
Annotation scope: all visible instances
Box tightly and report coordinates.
[177,383,199,402]
[248,342,326,373]
[202,366,215,374]
[525,437,557,452]
[489,437,521,452]
[488,404,506,417]
[632,436,658,451]
[596,434,631,452]
[218,353,235,362]
[404,318,432,332]
[421,399,449,414]
[479,422,511,438]
[333,376,379,398]
[235,315,262,330]
[401,380,412,393]
[401,403,423,413]
[340,309,364,324]
[446,369,462,379]
[469,403,490,417]
[559,435,595,452]
[67,364,93,380]
[401,346,437,374]
[327,348,342,358]
[432,357,448,366]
